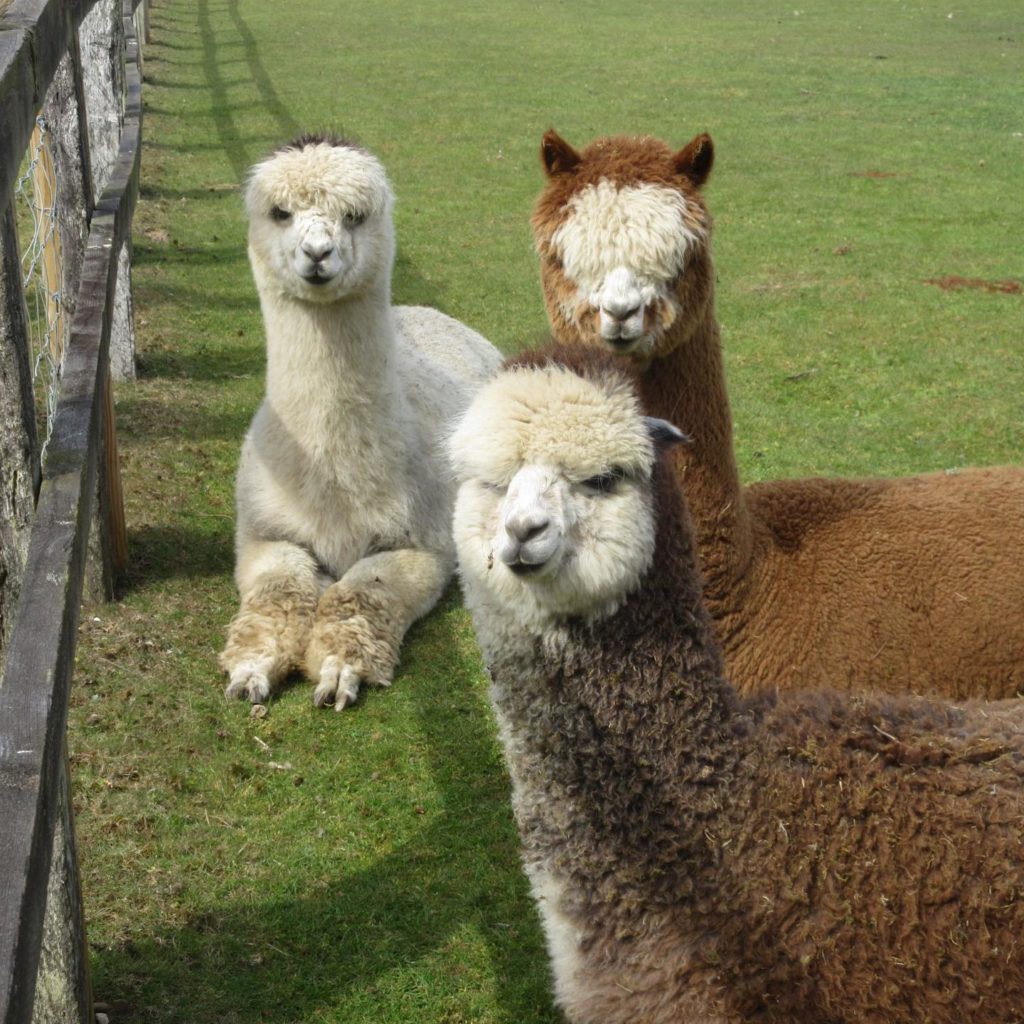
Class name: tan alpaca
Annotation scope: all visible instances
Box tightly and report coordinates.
[531,130,1024,699]
[220,135,501,709]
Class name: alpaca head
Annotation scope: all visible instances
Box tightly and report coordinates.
[450,348,686,633]
[244,134,395,304]
[531,132,714,361]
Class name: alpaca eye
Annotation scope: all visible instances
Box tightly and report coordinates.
[343,211,366,228]
[582,469,624,494]
[270,206,292,224]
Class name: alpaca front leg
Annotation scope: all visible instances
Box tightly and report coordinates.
[220,540,322,703]
[305,548,450,710]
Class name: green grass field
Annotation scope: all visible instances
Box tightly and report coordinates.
[70,1,1022,1021]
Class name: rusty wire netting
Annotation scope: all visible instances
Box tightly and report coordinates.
[14,114,67,459]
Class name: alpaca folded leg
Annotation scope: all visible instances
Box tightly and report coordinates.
[306,548,450,710]
[220,540,321,703]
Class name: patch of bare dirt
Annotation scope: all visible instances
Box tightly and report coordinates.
[924,276,1022,295]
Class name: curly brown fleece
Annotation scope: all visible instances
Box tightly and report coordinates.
[480,346,1024,1024]
[531,132,1024,700]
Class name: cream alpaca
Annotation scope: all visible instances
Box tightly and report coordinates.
[220,135,501,709]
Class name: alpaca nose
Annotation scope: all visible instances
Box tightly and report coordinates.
[602,298,642,323]
[506,510,551,545]
[598,267,644,324]
[302,240,335,264]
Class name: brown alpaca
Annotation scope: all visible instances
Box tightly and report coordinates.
[450,344,1024,1024]
[531,130,1024,700]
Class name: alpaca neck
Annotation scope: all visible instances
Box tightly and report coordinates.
[640,282,754,597]
[485,472,746,913]
[260,280,400,433]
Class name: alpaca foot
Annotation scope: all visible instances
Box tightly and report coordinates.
[225,660,273,704]
[312,659,366,711]
[306,588,400,712]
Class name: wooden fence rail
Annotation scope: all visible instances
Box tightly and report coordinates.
[0,0,143,1020]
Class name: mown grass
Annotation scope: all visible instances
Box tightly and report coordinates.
[70,1,1022,1021]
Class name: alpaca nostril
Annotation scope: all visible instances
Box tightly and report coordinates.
[521,521,549,543]
[506,512,550,546]
[302,243,334,264]
[603,302,642,323]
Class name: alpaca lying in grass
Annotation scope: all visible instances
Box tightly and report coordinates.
[449,343,1024,1024]
[531,130,1024,700]
[219,134,501,709]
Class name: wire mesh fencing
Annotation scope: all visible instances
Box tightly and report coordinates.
[13,114,67,462]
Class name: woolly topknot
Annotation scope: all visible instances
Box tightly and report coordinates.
[244,135,392,224]
[449,345,655,490]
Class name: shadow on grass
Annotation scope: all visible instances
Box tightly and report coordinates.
[393,253,449,314]
[134,243,248,268]
[141,134,278,154]
[133,342,262,385]
[197,0,301,179]
[121,524,234,591]
[89,619,559,1024]
[117,394,254,446]
[138,183,241,202]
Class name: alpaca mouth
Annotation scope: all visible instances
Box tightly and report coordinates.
[607,336,638,350]
[605,335,647,354]
[598,316,650,351]
[303,272,333,286]
[601,324,658,358]
[508,560,546,577]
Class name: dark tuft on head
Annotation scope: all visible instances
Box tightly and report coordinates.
[274,132,368,156]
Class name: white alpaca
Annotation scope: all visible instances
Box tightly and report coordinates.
[220,134,502,709]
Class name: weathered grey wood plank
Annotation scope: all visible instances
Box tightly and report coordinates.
[0,209,116,1024]
[1,0,71,118]
[1,0,143,1017]
[1,27,140,998]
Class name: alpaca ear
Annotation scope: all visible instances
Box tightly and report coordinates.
[673,133,714,187]
[541,130,582,176]
[644,417,691,451]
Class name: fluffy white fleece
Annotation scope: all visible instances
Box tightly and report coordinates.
[449,364,660,641]
[550,181,704,306]
[221,138,502,709]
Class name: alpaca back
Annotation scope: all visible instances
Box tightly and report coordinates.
[695,689,1024,1023]
[386,305,503,559]
[394,305,502,390]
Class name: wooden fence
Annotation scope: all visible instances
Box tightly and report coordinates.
[0,0,144,1020]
